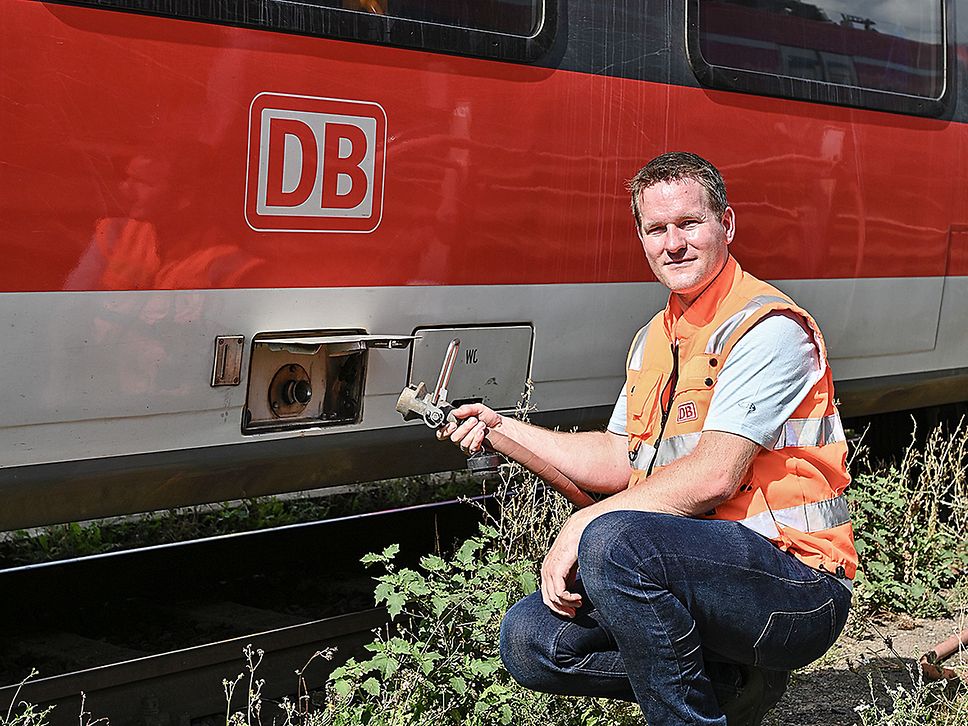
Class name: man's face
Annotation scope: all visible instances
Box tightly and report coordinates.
[636,179,735,303]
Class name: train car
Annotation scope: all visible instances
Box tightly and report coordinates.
[2,0,967,531]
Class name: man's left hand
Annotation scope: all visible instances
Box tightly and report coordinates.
[540,511,593,617]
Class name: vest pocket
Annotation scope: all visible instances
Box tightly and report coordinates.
[666,376,714,430]
[626,369,663,440]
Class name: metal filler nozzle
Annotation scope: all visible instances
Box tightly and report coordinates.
[432,338,460,406]
[395,339,595,507]
[396,338,461,429]
[396,338,501,471]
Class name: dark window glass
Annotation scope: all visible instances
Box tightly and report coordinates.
[698,0,944,98]
[310,0,541,36]
[62,0,553,62]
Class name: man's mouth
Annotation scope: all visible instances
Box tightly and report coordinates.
[665,258,696,267]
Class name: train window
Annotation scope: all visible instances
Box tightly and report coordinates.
[58,0,555,62]
[688,0,950,116]
[333,0,541,37]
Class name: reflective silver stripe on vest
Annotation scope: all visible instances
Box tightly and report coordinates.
[654,431,702,468]
[629,441,657,470]
[704,295,790,355]
[737,495,851,539]
[628,321,653,372]
[649,413,845,470]
[772,413,846,450]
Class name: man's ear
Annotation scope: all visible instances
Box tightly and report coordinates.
[722,206,736,244]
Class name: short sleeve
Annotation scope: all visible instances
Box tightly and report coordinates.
[607,385,628,435]
[608,321,652,436]
[703,311,822,448]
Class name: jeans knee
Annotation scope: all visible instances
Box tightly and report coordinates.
[501,592,619,694]
[578,510,670,598]
[499,595,553,689]
[578,511,637,593]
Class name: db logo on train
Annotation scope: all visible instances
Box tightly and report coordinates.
[245,92,387,233]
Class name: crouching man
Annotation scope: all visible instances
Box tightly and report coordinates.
[439,152,855,726]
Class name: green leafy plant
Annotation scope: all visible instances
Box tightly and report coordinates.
[327,534,526,725]
[318,452,641,725]
[848,418,968,616]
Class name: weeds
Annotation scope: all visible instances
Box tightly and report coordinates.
[848,418,968,617]
[207,460,638,726]
[0,671,53,726]
[0,472,484,568]
[319,459,640,725]
[224,645,267,726]
[854,667,968,726]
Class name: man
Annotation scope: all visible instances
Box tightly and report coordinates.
[438,152,855,725]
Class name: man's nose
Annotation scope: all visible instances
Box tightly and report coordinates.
[664,225,687,252]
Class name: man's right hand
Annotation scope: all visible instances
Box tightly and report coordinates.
[436,403,503,454]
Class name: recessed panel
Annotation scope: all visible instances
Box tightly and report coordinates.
[409,326,533,410]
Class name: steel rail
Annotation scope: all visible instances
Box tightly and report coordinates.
[0,609,388,725]
[0,497,493,724]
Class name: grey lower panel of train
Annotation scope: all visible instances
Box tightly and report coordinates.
[0,277,965,529]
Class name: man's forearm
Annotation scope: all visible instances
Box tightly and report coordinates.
[576,430,760,520]
[539,430,759,617]
[491,416,630,494]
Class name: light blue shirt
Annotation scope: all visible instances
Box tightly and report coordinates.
[607,311,822,448]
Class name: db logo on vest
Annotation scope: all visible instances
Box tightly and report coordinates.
[245,93,387,233]
[677,401,698,424]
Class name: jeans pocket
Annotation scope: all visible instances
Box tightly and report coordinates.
[753,598,836,670]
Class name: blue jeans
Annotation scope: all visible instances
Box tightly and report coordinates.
[499,511,851,725]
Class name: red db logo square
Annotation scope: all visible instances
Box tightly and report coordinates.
[676,401,698,424]
[245,93,387,233]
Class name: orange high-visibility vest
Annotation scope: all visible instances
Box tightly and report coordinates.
[625,255,857,579]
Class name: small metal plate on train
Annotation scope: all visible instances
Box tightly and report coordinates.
[409,325,533,411]
[211,335,244,386]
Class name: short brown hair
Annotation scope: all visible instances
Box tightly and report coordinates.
[627,152,728,231]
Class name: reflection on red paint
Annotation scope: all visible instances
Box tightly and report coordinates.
[1,1,965,292]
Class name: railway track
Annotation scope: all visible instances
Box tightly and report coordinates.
[0,497,488,725]
[1,609,386,726]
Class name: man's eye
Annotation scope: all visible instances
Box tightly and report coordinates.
[681,220,699,229]
[647,227,664,235]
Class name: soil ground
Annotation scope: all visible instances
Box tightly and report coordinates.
[765,613,967,725]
